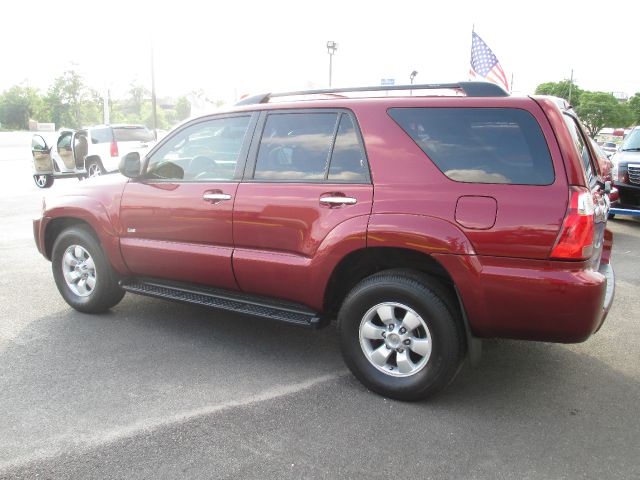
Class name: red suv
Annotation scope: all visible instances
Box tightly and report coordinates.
[33,82,615,400]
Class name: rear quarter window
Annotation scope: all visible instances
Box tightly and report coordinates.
[388,107,555,185]
[90,127,113,144]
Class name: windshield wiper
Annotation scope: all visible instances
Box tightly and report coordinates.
[621,148,640,152]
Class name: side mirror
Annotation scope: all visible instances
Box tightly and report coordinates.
[119,151,141,178]
[604,180,612,194]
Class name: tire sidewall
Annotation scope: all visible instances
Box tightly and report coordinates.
[51,227,115,312]
[339,276,461,400]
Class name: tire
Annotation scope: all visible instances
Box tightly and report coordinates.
[33,174,54,188]
[51,226,125,313]
[86,158,105,178]
[338,270,465,401]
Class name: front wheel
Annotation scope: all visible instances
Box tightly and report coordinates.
[338,271,464,401]
[33,174,53,188]
[51,226,125,313]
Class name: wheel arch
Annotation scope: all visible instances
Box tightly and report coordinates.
[323,247,457,315]
[42,199,129,275]
[323,247,482,364]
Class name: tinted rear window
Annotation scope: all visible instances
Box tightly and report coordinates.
[388,108,555,185]
[90,127,113,144]
[114,127,154,142]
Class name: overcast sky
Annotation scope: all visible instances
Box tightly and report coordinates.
[2,0,639,103]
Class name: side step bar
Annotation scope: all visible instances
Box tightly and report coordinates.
[120,278,325,328]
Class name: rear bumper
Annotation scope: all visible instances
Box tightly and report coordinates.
[434,253,615,343]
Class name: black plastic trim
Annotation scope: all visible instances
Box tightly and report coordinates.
[120,277,326,328]
[234,81,509,106]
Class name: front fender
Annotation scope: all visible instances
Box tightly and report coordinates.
[42,195,129,274]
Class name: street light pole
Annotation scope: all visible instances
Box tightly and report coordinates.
[327,41,338,87]
[410,71,418,96]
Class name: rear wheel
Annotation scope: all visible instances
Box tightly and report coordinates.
[51,226,125,313]
[338,270,464,401]
[33,174,53,188]
[86,158,105,177]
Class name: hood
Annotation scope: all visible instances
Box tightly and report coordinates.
[612,150,640,165]
[45,172,129,206]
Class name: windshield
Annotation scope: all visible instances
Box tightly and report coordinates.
[621,129,640,151]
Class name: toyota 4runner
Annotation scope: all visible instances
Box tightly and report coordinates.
[33,82,615,400]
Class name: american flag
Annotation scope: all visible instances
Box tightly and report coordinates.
[470,31,509,92]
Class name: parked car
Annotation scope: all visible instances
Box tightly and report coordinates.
[33,82,615,400]
[610,126,640,214]
[30,124,154,188]
[600,141,618,157]
[31,130,86,188]
[590,138,618,213]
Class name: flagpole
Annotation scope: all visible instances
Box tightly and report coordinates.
[510,73,514,94]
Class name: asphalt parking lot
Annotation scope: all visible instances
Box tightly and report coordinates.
[0,132,638,479]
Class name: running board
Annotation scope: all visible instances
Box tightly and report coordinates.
[120,278,325,328]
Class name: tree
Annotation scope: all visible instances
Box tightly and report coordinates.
[575,91,631,137]
[628,93,640,125]
[0,85,44,129]
[127,82,149,118]
[535,80,583,107]
[175,96,191,121]
[44,70,101,129]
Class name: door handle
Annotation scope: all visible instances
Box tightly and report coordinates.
[203,193,232,202]
[320,196,357,206]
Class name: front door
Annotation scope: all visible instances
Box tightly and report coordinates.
[232,110,373,306]
[119,114,257,290]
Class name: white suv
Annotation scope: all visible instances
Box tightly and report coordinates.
[80,125,155,176]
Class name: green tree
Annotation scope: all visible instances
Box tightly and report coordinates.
[535,80,583,107]
[0,85,44,129]
[127,82,149,118]
[175,96,191,121]
[628,93,640,125]
[44,70,101,129]
[575,91,631,137]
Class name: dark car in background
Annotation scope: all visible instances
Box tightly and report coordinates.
[610,126,640,214]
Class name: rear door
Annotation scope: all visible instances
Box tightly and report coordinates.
[232,109,373,305]
[119,113,257,289]
[56,131,75,170]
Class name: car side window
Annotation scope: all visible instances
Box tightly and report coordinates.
[253,112,369,183]
[389,107,554,185]
[90,128,113,144]
[328,114,368,182]
[146,116,251,181]
[563,114,596,185]
[254,113,338,181]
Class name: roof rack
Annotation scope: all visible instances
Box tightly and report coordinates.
[235,81,509,106]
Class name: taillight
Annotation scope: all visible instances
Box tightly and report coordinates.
[110,140,119,157]
[550,186,595,261]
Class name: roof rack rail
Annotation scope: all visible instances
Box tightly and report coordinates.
[235,81,509,106]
